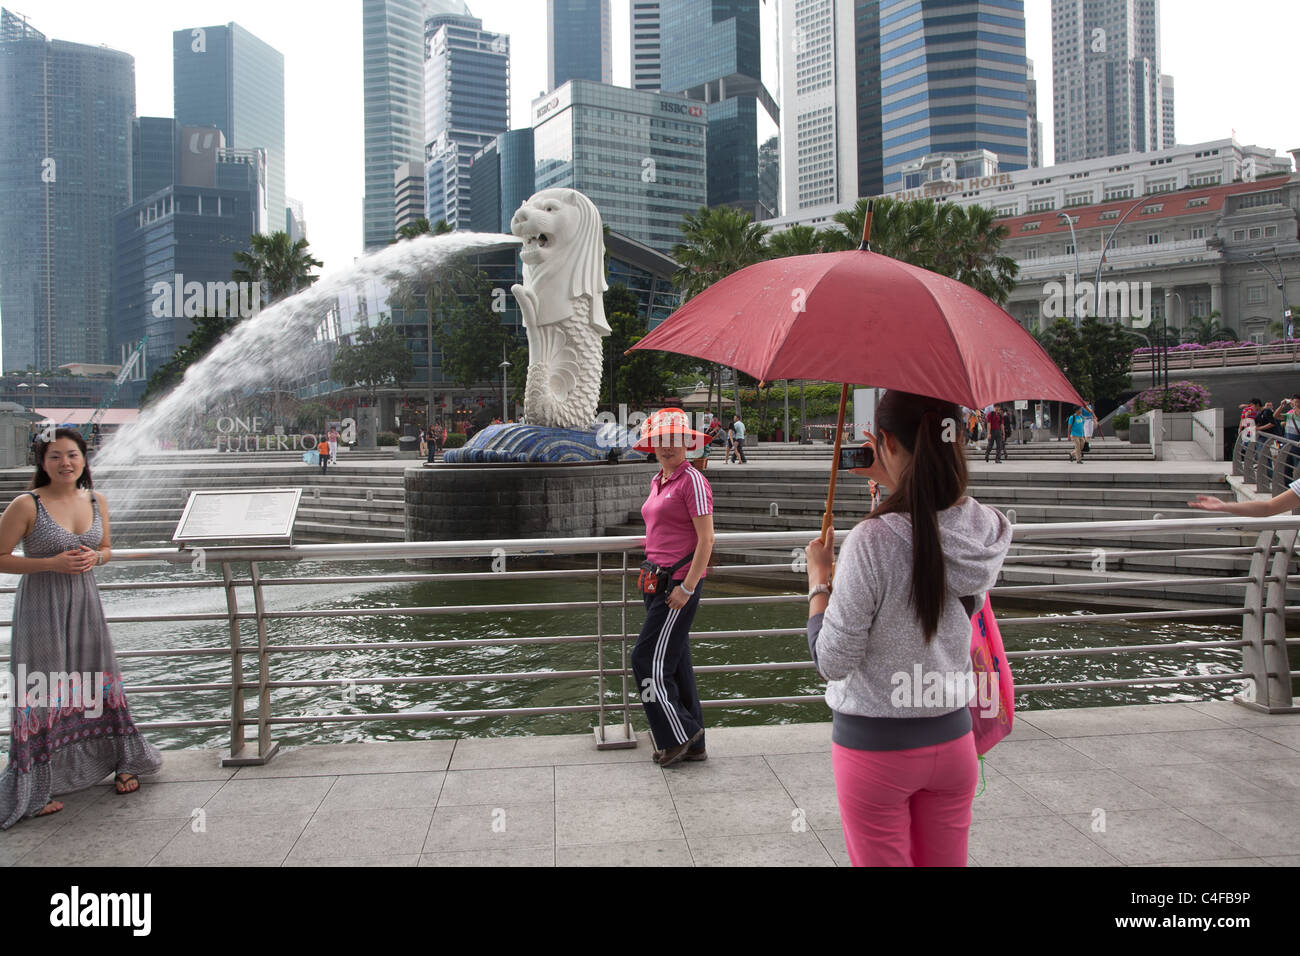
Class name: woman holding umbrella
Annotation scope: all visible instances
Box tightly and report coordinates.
[804,390,1012,866]
[630,409,715,767]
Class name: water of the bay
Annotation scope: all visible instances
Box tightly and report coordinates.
[4,551,1287,751]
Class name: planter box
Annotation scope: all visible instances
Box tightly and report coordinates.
[1115,429,1130,442]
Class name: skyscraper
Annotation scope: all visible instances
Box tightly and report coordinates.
[630,0,661,92]
[363,0,443,250]
[854,0,882,198]
[659,0,781,218]
[173,22,285,233]
[1160,74,1175,149]
[113,127,266,380]
[423,9,509,230]
[0,9,134,371]
[879,0,1028,193]
[779,0,859,214]
[548,0,612,91]
[1026,57,1042,168]
[532,80,706,254]
[1051,0,1174,162]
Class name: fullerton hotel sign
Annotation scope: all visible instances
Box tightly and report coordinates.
[888,172,1014,202]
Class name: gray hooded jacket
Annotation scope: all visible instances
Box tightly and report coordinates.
[809,496,1011,747]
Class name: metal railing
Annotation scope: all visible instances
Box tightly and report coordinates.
[1132,340,1300,372]
[1232,429,1300,497]
[2,517,1297,765]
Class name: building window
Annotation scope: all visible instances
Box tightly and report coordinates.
[1064,244,1075,255]
[1147,234,1160,245]
[1020,221,1041,232]
[1098,210,1120,221]
[1265,225,1277,237]
[1233,229,1246,241]
[1186,197,1209,208]
[1247,285,1266,304]
[1249,227,1262,239]
[1191,226,1205,239]
[1025,248,1039,260]
[1140,204,1164,215]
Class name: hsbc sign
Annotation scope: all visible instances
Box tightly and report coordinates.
[535,96,561,120]
[660,100,704,118]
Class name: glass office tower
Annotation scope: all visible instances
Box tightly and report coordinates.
[174,22,285,234]
[0,9,134,371]
[547,0,612,91]
[659,0,780,218]
[879,0,1028,192]
[533,80,706,255]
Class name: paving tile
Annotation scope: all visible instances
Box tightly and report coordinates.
[1145,858,1270,867]
[232,740,454,777]
[662,755,782,795]
[1177,802,1300,856]
[448,733,646,770]
[286,807,434,863]
[1001,716,1052,741]
[154,811,312,866]
[969,816,1120,866]
[1181,700,1300,727]
[1020,703,1224,738]
[673,787,797,841]
[438,767,554,806]
[554,761,666,801]
[139,749,237,783]
[1114,764,1278,807]
[556,793,680,845]
[815,827,850,867]
[18,817,190,867]
[425,802,554,851]
[319,772,444,811]
[1174,729,1299,763]
[1247,724,1300,752]
[284,855,420,867]
[980,738,1104,775]
[1210,758,1300,801]
[419,847,554,866]
[687,831,835,866]
[763,751,834,792]
[1062,808,1256,865]
[1058,731,1209,768]
[968,772,1057,821]
[93,779,227,822]
[679,722,832,757]
[556,840,693,866]
[1263,855,1300,866]
[784,786,842,831]
[1003,769,1166,815]
[203,775,337,816]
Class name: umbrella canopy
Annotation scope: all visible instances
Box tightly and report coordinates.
[631,249,1083,409]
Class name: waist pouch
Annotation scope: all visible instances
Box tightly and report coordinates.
[637,552,694,595]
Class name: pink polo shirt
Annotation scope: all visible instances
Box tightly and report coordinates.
[641,463,713,580]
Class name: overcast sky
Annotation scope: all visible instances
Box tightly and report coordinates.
[26,0,1300,279]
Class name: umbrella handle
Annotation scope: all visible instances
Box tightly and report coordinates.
[821,384,850,551]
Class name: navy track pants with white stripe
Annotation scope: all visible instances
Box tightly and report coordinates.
[632,584,705,750]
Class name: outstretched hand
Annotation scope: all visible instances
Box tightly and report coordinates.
[1187,495,1228,511]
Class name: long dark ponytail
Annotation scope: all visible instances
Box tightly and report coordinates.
[869,390,967,640]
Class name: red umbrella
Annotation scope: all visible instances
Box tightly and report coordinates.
[631,208,1083,540]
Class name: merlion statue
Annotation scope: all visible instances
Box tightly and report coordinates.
[510,188,609,430]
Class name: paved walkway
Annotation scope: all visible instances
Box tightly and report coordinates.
[1,700,1296,866]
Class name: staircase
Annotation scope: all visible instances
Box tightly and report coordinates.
[736,437,1155,462]
[605,464,1253,606]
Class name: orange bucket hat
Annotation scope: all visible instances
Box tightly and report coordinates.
[633,407,711,453]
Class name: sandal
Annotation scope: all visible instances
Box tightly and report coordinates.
[114,772,139,795]
[34,800,63,817]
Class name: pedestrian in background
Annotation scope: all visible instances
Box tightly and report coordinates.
[984,406,1005,463]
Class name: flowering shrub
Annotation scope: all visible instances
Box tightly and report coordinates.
[1132,340,1253,355]
[1130,380,1211,413]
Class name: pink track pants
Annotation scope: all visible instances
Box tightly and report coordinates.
[832,732,978,867]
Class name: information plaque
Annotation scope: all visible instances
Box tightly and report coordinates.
[173,488,303,544]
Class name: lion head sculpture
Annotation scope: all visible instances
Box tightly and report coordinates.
[510,188,609,333]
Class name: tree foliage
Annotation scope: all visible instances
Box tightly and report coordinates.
[1033,317,1132,403]
[330,316,414,405]
[232,230,323,306]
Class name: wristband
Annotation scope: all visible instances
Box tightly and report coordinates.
[678,582,694,596]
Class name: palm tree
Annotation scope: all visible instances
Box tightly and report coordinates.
[766,224,841,258]
[825,197,1018,305]
[232,231,323,307]
[1183,310,1237,345]
[671,205,771,421]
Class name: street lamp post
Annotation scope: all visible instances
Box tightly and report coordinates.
[1094,197,1149,319]
[1057,212,1081,327]
[1250,251,1290,344]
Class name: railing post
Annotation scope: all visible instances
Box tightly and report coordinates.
[224,561,280,765]
[1239,529,1300,713]
[1231,431,1244,476]
[594,549,635,749]
[221,561,245,764]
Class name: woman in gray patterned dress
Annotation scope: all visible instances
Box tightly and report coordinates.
[0,428,162,828]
